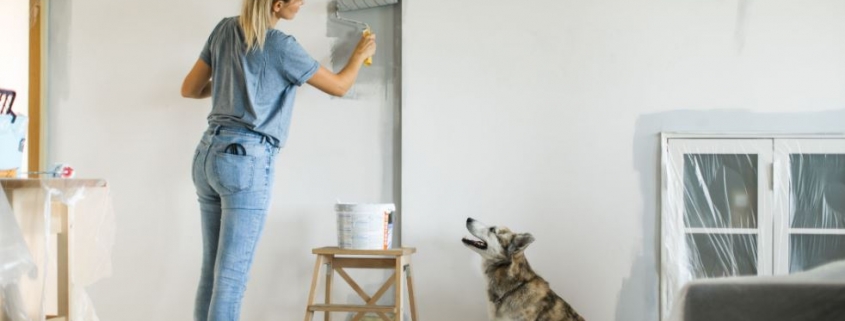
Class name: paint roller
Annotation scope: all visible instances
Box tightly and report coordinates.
[336,0,398,12]
[334,0,399,66]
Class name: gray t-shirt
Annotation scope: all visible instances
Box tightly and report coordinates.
[200,16,319,147]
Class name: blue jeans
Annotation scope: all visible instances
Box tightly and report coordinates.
[191,125,279,321]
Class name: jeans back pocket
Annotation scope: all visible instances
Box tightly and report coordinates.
[213,153,256,194]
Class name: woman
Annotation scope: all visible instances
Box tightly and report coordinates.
[180,0,376,320]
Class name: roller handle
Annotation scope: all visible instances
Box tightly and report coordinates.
[363,29,373,66]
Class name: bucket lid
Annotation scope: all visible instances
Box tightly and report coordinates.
[335,202,396,213]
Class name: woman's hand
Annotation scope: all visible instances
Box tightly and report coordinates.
[305,30,377,97]
[352,31,376,64]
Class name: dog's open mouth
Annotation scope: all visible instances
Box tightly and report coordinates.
[462,236,488,250]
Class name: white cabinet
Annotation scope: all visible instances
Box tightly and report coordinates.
[660,134,845,319]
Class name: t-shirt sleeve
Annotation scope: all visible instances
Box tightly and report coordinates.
[278,36,320,86]
[200,19,226,66]
[200,33,212,66]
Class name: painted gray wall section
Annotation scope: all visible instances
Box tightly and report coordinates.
[46,0,400,320]
[328,2,400,101]
[402,1,845,321]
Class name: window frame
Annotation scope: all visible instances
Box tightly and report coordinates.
[773,138,845,274]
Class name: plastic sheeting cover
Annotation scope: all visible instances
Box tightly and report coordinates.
[0,183,36,321]
[662,139,845,320]
[0,180,115,321]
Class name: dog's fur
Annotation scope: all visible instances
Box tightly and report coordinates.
[462,217,585,321]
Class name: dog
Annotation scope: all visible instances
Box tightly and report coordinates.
[462,217,585,321]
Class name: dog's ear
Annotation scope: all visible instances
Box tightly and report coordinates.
[508,233,535,254]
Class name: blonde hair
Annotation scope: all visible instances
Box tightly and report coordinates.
[239,0,283,51]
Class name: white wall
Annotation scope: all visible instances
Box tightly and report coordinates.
[0,0,29,171]
[402,1,845,321]
[45,0,845,320]
[47,0,398,320]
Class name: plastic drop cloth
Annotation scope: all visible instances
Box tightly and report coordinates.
[0,180,115,321]
[661,138,845,320]
[0,183,35,321]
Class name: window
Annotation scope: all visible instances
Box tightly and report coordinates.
[660,134,845,319]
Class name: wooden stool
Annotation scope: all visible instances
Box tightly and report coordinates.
[304,247,418,321]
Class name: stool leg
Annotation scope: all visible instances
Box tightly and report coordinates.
[405,264,418,321]
[325,256,333,321]
[304,255,324,321]
[394,257,404,321]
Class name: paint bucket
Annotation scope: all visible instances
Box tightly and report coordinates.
[335,202,395,250]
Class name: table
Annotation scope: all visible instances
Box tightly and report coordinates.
[0,179,108,321]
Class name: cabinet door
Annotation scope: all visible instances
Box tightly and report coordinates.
[666,139,773,278]
[774,139,845,274]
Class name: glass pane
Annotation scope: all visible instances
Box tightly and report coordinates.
[686,233,758,278]
[790,234,845,273]
[790,154,845,229]
[684,154,759,228]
